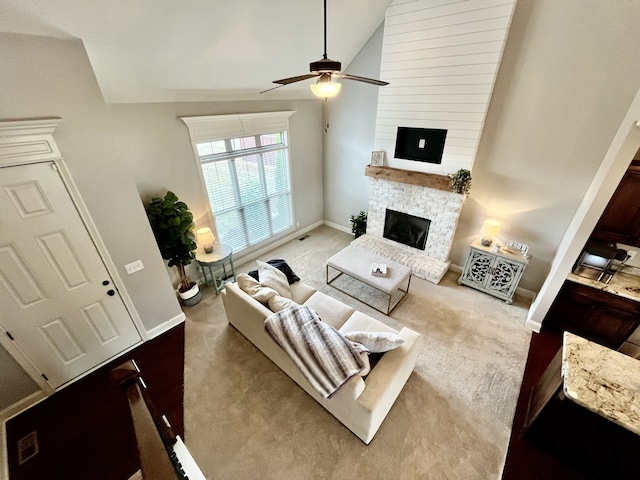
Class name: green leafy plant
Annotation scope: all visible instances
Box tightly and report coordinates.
[146,191,197,293]
[449,169,472,195]
[349,211,368,238]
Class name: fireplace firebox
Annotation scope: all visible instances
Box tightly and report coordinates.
[383,209,430,251]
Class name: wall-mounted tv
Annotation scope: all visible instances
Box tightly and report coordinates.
[394,127,447,164]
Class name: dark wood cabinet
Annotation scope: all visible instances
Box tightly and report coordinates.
[523,346,640,480]
[542,280,640,349]
[592,160,640,247]
[6,323,185,480]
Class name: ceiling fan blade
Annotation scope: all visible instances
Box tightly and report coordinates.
[259,84,288,94]
[339,74,389,86]
[273,73,319,85]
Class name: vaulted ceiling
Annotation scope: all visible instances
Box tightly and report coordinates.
[0,0,391,103]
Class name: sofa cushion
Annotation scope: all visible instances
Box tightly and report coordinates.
[268,295,298,313]
[339,311,399,335]
[257,260,292,299]
[237,273,279,304]
[304,291,355,329]
[290,281,316,304]
[345,331,405,353]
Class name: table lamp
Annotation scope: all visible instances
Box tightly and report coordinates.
[481,220,500,247]
[196,227,215,253]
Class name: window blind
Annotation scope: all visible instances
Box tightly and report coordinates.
[197,132,292,253]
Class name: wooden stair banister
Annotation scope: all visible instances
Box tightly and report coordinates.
[111,360,181,480]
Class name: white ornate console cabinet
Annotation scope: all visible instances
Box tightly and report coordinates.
[458,240,531,304]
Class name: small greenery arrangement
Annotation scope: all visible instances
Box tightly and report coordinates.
[449,169,472,195]
[146,191,198,293]
[349,211,368,238]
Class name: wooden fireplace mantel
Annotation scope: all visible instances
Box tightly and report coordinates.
[365,165,452,192]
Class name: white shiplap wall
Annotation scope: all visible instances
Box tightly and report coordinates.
[374,0,516,175]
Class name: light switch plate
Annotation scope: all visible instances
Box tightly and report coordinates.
[125,260,144,274]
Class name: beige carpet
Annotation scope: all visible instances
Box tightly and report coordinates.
[183,225,532,479]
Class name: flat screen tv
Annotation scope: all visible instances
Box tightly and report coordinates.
[383,209,430,250]
[394,127,447,164]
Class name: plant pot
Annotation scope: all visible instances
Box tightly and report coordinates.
[177,283,201,306]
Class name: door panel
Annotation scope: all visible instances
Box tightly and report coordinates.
[0,162,141,388]
[0,244,48,307]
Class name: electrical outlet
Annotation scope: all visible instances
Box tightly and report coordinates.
[125,260,144,274]
[18,431,38,465]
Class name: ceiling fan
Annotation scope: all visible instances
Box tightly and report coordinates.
[261,0,389,98]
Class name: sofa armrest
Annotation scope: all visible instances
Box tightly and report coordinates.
[357,327,421,411]
[222,282,272,327]
[332,374,366,401]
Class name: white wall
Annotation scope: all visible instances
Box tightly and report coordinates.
[324,23,385,227]
[0,347,38,411]
[452,0,640,291]
[0,32,324,409]
[374,0,516,175]
[325,0,640,293]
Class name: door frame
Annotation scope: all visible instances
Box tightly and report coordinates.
[0,119,145,395]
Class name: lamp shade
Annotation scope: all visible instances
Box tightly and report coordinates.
[310,74,341,99]
[480,220,500,246]
[481,220,501,238]
[196,227,215,252]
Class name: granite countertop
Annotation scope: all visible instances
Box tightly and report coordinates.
[567,267,640,303]
[562,332,640,435]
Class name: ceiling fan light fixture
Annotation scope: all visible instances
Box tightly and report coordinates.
[310,75,341,98]
[263,0,388,96]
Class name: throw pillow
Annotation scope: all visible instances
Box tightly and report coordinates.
[344,331,405,353]
[236,273,279,304]
[268,295,298,313]
[248,259,300,285]
[257,260,292,299]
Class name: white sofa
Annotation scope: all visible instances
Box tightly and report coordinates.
[221,278,421,444]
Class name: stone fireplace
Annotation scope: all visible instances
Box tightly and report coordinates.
[352,165,464,284]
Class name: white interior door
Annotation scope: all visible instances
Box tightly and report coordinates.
[0,162,141,388]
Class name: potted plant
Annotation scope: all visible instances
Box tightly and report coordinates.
[448,169,472,195]
[350,211,368,238]
[146,191,201,306]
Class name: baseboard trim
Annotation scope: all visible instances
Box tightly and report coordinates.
[145,312,186,340]
[322,220,351,235]
[525,318,542,333]
[0,391,47,424]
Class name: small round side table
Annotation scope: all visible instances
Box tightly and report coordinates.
[195,244,236,294]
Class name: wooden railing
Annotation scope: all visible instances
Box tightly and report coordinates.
[110,360,198,480]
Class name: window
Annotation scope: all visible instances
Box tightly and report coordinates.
[182,112,296,255]
[195,132,292,253]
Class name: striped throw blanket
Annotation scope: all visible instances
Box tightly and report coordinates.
[265,305,369,398]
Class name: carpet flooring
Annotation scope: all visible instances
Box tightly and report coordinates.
[182,225,532,479]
